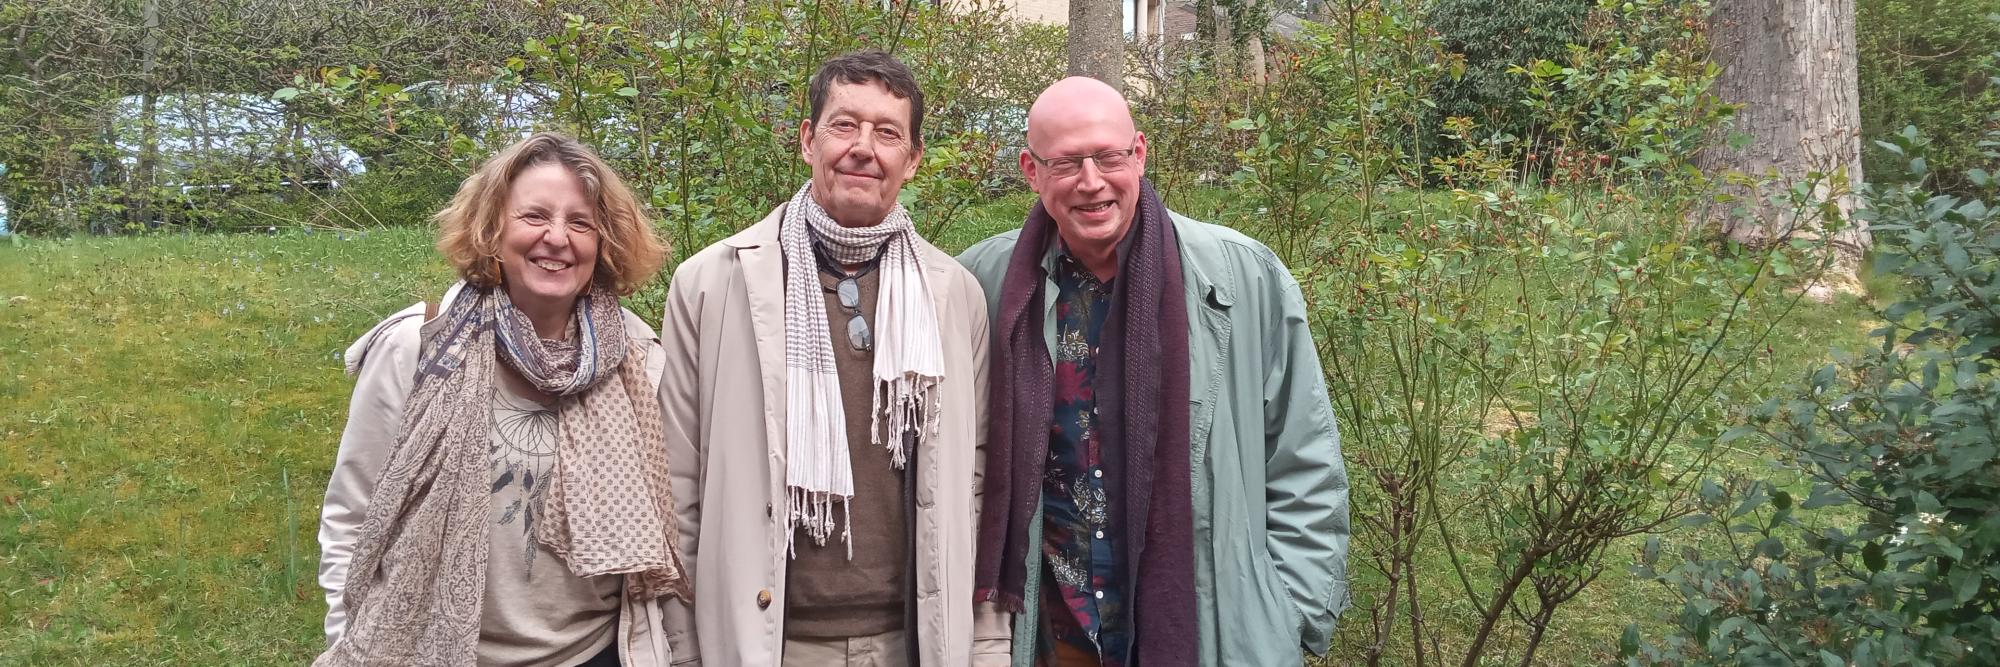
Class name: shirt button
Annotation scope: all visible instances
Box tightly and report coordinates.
[1093,469,1104,479]
[756,589,773,609]
[1094,530,1105,539]
[1094,590,1105,600]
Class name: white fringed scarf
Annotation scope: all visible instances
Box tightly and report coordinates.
[779,182,944,556]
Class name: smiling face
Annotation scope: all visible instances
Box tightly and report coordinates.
[1022,78,1148,260]
[498,163,599,321]
[801,79,923,227]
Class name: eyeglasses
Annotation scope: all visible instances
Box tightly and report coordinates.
[1027,140,1139,179]
[834,277,872,352]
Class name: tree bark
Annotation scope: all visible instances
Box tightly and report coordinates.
[1700,0,1867,258]
[132,0,161,229]
[1066,0,1125,93]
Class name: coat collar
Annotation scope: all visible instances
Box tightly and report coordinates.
[732,199,961,441]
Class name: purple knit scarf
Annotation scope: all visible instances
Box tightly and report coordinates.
[975,179,1195,665]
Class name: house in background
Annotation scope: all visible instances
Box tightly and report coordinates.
[994,0,1309,43]
[999,0,1174,40]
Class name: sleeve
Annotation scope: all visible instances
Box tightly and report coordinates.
[317,318,416,646]
[1258,260,1351,656]
[965,275,1014,664]
[657,271,706,665]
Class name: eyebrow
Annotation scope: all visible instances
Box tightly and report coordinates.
[824,109,904,129]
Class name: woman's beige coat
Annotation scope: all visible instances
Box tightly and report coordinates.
[656,205,1011,665]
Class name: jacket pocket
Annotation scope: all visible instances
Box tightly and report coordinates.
[1247,544,1304,652]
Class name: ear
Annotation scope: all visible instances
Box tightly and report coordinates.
[1132,131,1149,177]
[899,141,923,182]
[799,119,815,162]
[1019,150,1039,194]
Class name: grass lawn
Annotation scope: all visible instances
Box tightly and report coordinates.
[0,197,1878,664]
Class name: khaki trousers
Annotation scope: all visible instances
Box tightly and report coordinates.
[781,629,910,667]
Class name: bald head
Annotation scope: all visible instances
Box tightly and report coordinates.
[1026,77,1136,155]
[1019,76,1149,281]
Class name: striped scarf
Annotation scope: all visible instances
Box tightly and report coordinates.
[780,182,944,555]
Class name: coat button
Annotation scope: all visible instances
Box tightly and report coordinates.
[756,589,773,609]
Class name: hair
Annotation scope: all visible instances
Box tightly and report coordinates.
[434,132,667,296]
[807,50,926,147]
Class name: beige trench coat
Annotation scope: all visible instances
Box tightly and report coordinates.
[657,205,1011,666]
[319,282,682,666]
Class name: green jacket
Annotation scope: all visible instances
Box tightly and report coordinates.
[957,212,1351,666]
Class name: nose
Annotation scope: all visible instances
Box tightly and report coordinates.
[1074,158,1107,191]
[849,130,878,162]
[541,224,571,249]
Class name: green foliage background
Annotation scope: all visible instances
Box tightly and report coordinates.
[3,0,1994,666]
[1856,0,2000,195]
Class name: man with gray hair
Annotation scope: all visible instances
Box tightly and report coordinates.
[657,51,1010,666]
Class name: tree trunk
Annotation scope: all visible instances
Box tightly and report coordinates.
[1246,27,1266,86]
[1066,0,1125,93]
[1700,0,1867,258]
[132,0,161,229]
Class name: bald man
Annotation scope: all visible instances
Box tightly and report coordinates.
[957,77,1350,666]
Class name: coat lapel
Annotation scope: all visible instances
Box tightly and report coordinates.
[728,207,792,546]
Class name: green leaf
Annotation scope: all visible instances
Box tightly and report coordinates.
[1731,483,1768,518]
[615,87,639,98]
[1226,117,1258,131]
[1620,624,1640,658]
[1700,478,1724,503]
[272,87,300,101]
[1944,242,1970,273]
[1772,490,1792,511]
[1801,484,1846,509]
[1950,566,1981,604]
[1863,541,1886,573]
[1758,536,1787,559]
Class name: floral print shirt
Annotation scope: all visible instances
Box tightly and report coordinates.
[1039,251,1129,666]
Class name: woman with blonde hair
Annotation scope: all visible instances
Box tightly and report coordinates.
[316,132,687,666]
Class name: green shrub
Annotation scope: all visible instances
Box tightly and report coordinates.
[1858,2,2000,194]
[1625,125,2000,666]
[1420,0,1592,163]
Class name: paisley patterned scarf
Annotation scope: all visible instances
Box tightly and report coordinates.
[317,282,690,666]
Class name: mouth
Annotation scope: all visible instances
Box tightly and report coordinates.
[1073,201,1115,215]
[529,258,572,272]
[836,169,881,182]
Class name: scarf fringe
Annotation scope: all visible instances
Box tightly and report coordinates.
[786,487,854,560]
[874,372,941,469]
[780,182,944,558]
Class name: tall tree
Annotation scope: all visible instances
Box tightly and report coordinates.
[1067,0,1124,92]
[131,0,161,228]
[1700,0,1868,259]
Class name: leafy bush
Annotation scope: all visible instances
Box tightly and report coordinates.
[1209,3,1845,666]
[1420,0,1592,164]
[1858,2,2000,195]
[1625,125,2000,666]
